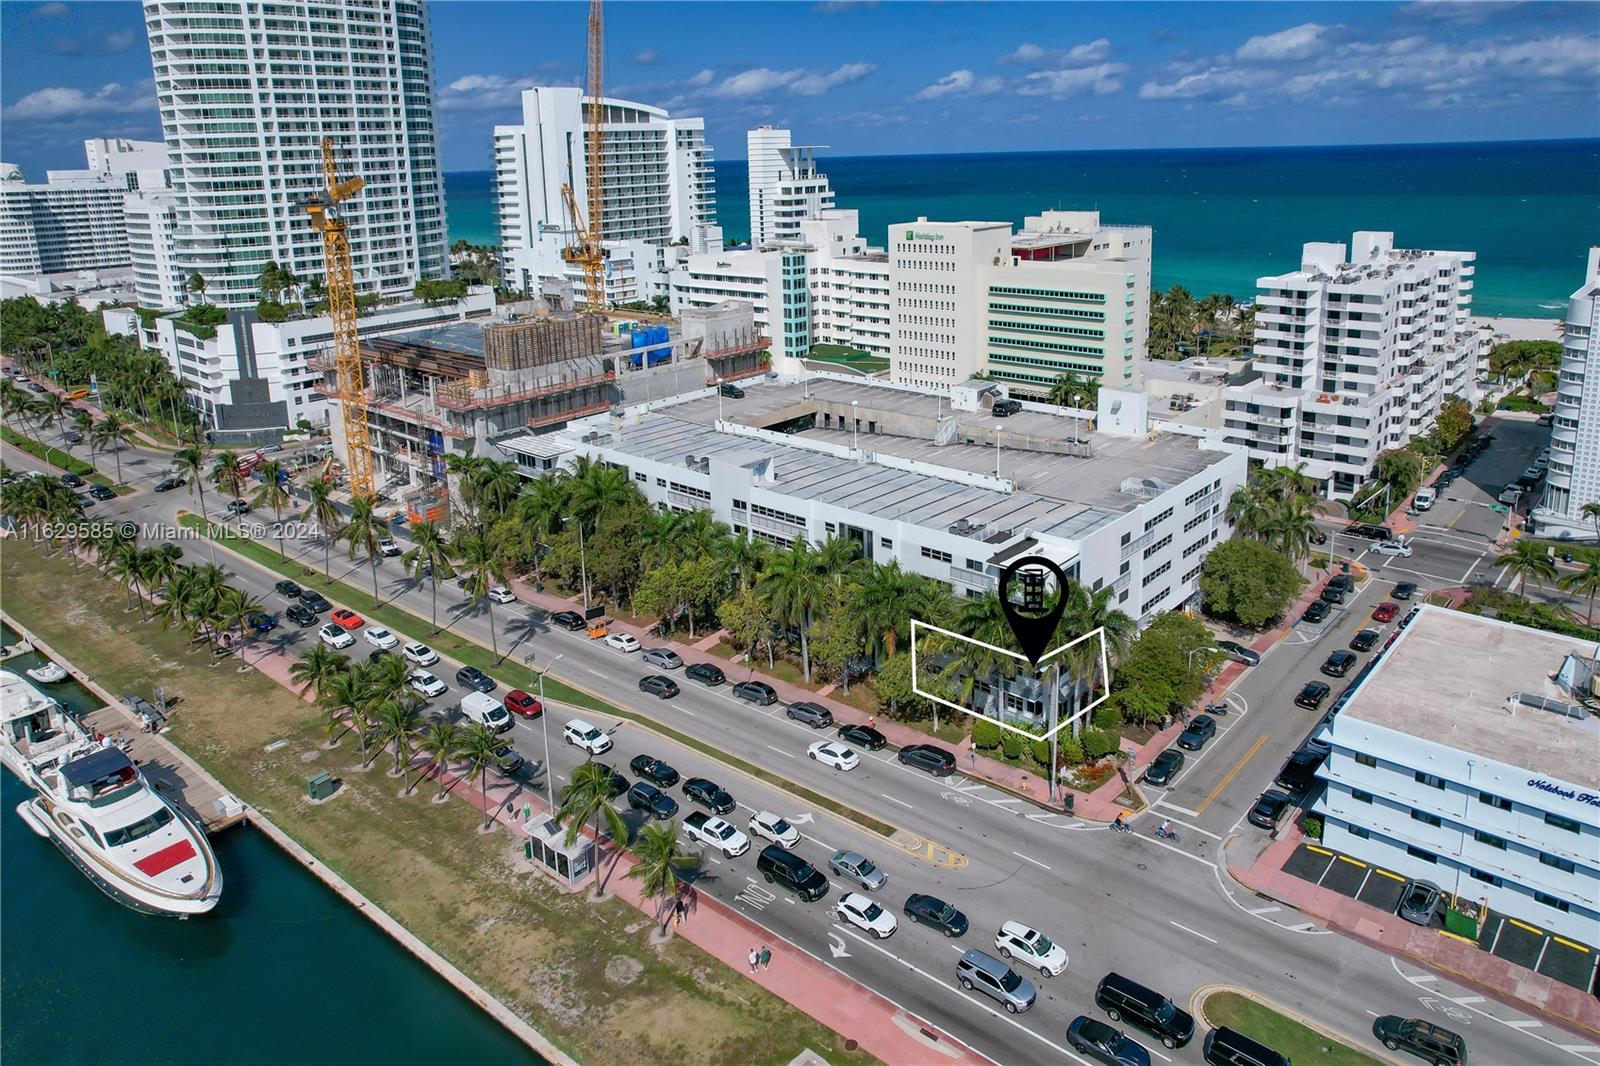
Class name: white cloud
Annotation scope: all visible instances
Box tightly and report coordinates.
[791,62,875,96]
[1237,23,1330,61]
[686,69,715,88]
[1398,1,1523,24]
[1020,63,1129,98]
[706,63,874,99]
[1139,67,1261,100]
[911,69,1004,101]
[632,49,657,65]
[4,81,152,121]
[32,2,67,17]
[1001,38,1113,67]
[440,73,544,111]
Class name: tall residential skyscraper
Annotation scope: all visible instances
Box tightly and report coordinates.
[1534,247,1600,539]
[143,0,448,308]
[746,127,834,246]
[494,87,717,300]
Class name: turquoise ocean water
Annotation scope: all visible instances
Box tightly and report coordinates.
[0,630,542,1066]
[446,138,1600,319]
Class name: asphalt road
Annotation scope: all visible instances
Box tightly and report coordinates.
[6,431,1596,1066]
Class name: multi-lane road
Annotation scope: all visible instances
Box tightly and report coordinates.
[5,423,1595,1066]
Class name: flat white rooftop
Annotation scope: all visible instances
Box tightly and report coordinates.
[1340,606,1600,789]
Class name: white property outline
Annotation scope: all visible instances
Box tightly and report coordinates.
[908,618,1109,742]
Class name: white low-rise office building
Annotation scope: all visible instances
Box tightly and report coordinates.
[504,374,1246,624]
[1534,246,1600,541]
[1314,606,1600,946]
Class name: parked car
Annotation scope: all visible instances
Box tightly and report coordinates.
[1067,1016,1150,1066]
[1143,749,1185,787]
[363,627,399,649]
[904,893,969,937]
[732,680,778,705]
[837,723,887,750]
[786,701,834,728]
[991,397,1023,417]
[1176,715,1217,751]
[1371,1017,1467,1066]
[87,483,115,501]
[837,892,897,939]
[1391,581,1418,601]
[1294,681,1332,710]
[827,849,887,892]
[300,590,332,613]
[748,810,801,848]
[455,666,495,693]
[377,537,402,557]
[564,719,613,755]
[590,762,629,796]
[1320,583,1347,605]
[1247,789,1293,830]
[1344,523,1393,542]
[1397,879,1443,926]
[1350,629,1381,653]
[1321,650,1357,677]
[807,740,859,771]
[330,608,364,630]
[641,648,683,670]
[897,743,956,776]
[682,777,735,814]
[1373,601,1400,623]
[549,610,586,631]
[629,755,680,788]
[1203,1027,1291,1066]
[487,585,516,604]
[718,382,746,399]
[60,473,85,488]
[154,476,184,492]
[1274,747,1327,798]
[409,671,448,698]
[994,921,1068,977]
[319,623,355,649]
[1214,640,1260,667]
[504,690,542,718]
[638,674,680,699]
[243,610,277,634]
[682,812,750,857]
[603,632,641,653]
[286,603,318,627]
[225,498,252,515]
[627,782,679,820]
[684,662,726,687]
[1302,600,1331,624]
[1094,972,1194,1050]
[274,579,303,599]
[402,641,439,666]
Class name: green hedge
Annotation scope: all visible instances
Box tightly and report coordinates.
[971,717,1001,749]
[1,426,100,480]
[1001,729,1024,759]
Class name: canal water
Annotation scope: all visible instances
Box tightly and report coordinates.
[1,627,545,1065]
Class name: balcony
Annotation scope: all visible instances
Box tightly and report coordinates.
[949,565,995,593]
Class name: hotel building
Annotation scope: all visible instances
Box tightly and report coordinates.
[1534,247,1600,540]
[0,139,169,277]
[143,0,449,308]
[746,126,835,246]
[1221,232,1485,499]
[1314,606,1600,946]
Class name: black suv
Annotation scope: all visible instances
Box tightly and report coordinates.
[718,382,745,399]
[682,777,735,814]
[1094,972,1194,1050]
[785,701,833,728]
[89,484,115,500]
[300,590,332,613]
[275,579,303,599]
[1391,581,1418,601]
[455,666,496,693]
[638,674,680,699]
[1349,628,1380,652]
[627,782,679,820]
[1321,650,1357,677]
[991,398,1022,417]
[549,610,587,631]
[732,680,777,705]
[154,475,184,492]
[1294,681,1331,710]
[897,744,956,777]
[903,893,968,936]
[684,662,726,687]
[1372,1016,1466,1065]
[1143,749,1185,787]
[1176,715,1216,751]
[838,723,886,750]
[1302,600,1330,624]
[286,603,319,627]
[756,845,829,902]
[591,763,630,797]
[61,473,85,488]
[629,755,680,788]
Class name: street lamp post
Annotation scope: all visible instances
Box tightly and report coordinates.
[851,399,859,452]
[536,653,565,812]
[563,514,590,615]
[715,378,724,423]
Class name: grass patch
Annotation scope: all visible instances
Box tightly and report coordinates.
[1202,991,1381,1066]
[2,425,113,485]
[2,539,880,1066]
[178,513,900,839]
[887,713,970,746]
[808,344,890,374]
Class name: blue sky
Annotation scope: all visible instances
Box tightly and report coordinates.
[3,0,1597,177]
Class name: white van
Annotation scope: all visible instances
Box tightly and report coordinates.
[1413,487,1436,511]
[460,692,512,734]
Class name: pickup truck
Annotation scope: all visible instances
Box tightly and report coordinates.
[682,812,751,858]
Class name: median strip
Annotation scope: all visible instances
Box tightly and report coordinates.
[1193,986,1381,1066]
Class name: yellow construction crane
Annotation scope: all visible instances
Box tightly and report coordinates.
[560,0,606,313]
[305,137,375,501]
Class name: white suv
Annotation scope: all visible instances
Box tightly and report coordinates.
[319,624,354,649]
[836,892,897,939]
[563,718,612,755]
[994,921,1068,977]
[748,810,801,848]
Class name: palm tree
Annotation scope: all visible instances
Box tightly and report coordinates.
[817,534,868,589]
[1055,583,1135,739]
[210,451,245,512]
[1493,539,1558,601]
[1262,494,1319,568]
[290,644,350,701]
[300,478,341,578]
[557,761,629,897]
[215,585,263,657]
[443,453,490,525]
[416,718,461,796]
[1582,502,1600,544]
[455,722,509,829]
[1226,484,1273,539]
[370,696,421,777]
[1047,371,1099,410]
[172,442,215,558]
[106,540,146,615]
[90,412,135,486]
[850,560,921,663]
[503,474,567,587]
[337,495,389,608]
[757,539,827,682]
[625,820,698,934]
[1557,549,1600,624]
[715,532,769,596]
[566,456,641,532]
[251,460,293,558]
[321,668,367,752]
[186,271,207,304]
[402,519,454,633]
[33,390,70,450]
[450,528,509,659]
[471,459,523,521]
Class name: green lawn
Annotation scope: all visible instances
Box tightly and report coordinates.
[2,425,120,487]
[808,344,890,374]
[1202,991,1381,1066]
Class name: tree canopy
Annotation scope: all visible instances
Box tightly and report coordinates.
[1199,537,1304,628]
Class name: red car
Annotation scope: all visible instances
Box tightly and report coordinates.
[1372,602,1399,623]
[331,608,365,630]
[505,690,543,718]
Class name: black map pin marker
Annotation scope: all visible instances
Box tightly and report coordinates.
[998,555,1070,667]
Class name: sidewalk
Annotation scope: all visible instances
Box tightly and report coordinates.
[1227,827,1600,1040]
[238,626,993,1066]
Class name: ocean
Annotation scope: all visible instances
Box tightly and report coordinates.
[0,631,541,1066]
[445,138,1600,319]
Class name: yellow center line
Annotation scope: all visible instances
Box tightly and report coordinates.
[1196,733,1269,815]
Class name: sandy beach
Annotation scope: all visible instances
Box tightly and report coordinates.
[1471,315,1563,341]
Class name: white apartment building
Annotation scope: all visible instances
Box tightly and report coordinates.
[508,374,1247,628]
[0,139,169,277]
[747,127,835,246]
[1534,247,1600,540]
[144,0,449,309]
[104,287,494,441]
[1223,232,1484,499]
[123,192,185,309]
[1314,606,1600,946]
[494,87,717,301]
[890,211,1152,395]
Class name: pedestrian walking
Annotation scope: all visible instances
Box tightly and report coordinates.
[866,715,876,730]
[748,948,759,973]
[758,946,771,971]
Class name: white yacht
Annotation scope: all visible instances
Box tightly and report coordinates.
[0,670,222,917]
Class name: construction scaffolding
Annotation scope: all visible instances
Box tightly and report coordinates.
[483,315,605,372]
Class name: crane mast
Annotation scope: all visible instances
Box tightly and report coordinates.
[560,0,606,313]
[305,137,374,501]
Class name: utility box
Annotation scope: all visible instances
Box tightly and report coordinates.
[306,771,337,801]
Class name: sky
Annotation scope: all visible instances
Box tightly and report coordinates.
[2,0,1598,178]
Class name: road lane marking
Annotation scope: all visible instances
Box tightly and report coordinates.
[1452,996,1485,1005]
[1246,905,1280,915]
[765,745,794,759]
[880,792,914,809]
[1011,851,1051,870]
[1505,1020,1542,1029]
[1158,800,1201,818]
[1195,733,1269,815]
[1169,921,1218,944]
[677,708,697,717]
